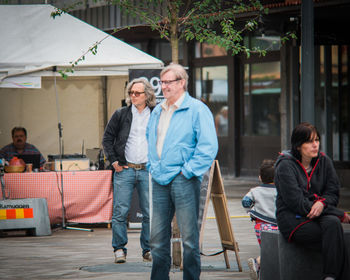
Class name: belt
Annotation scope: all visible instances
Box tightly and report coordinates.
[127,162,146,170]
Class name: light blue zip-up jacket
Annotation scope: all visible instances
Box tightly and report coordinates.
[146,92,218,185]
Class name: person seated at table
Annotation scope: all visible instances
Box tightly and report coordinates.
[0,126,46,168]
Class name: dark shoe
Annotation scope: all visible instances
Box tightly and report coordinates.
[143,251,152,262]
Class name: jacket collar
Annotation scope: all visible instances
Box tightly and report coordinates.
[155,92,191,115]
[277,150,324,168]
[176,92,191,111]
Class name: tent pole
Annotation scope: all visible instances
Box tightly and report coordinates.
[53,68,93,232]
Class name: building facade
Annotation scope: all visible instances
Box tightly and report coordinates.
[6,0,350,182]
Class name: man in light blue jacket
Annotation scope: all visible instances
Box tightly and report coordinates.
[146,63,218,280]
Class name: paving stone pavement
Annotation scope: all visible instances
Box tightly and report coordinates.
[1,178,349,280]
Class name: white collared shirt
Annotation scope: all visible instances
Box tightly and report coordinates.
[156,93,185,157]
[125,105,150,164]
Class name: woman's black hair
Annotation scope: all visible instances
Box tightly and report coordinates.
[291,122,320,161]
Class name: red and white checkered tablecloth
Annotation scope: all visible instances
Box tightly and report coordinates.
[1,170,113,225]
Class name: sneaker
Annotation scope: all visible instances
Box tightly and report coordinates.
[114,249,126,263]
[143,251,152,262]
[247,258,259,280]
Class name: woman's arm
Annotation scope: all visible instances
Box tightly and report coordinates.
[320,156,340,206]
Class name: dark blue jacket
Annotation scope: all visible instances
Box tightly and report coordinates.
[274,150,345,241]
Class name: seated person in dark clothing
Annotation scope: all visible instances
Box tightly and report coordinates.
[275,122,350,280]
[0,127,46,168]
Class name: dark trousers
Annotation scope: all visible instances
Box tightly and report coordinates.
[292,215,349,280]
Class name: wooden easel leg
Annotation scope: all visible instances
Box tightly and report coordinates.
[234,248,243,272]
[223,249,230,269]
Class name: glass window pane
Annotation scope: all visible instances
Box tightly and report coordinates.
[244,35,281,51]
[244,64,252,135]
[244,61,281,136]
[341,46,349,161]
[201,43,227,57]
[252,36,281,51]
[195,66,228,136]
[332,46,339,160]
[342,46,348,85]
[195,42,201,58]
[316,46,326,148]
[319,45,349,162]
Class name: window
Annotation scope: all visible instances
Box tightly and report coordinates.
[195,43,227,58]
[244,36,281,52]
[318,45,349,161]
[243,61,281,136]
[195,66,228,136]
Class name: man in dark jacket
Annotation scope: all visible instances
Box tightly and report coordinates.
[102,78,156,264]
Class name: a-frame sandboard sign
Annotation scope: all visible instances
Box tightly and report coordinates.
[199,160,242,271]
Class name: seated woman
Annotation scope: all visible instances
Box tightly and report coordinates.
[274,122,350,280]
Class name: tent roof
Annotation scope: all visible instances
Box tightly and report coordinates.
[0,4,163,78]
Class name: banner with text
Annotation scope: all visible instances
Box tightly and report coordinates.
[129,69,163,104]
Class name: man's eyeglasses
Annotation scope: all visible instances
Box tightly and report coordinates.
[129,91,145,97]
[159,78,181,86]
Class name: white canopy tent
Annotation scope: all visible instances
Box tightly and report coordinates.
[0,4,163,160]
[0,4,163,82]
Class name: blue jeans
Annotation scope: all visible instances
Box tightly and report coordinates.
[112,168,150,255]
[150,174,201,280]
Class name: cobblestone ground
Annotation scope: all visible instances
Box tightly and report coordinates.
[0,196,259,280]
[1,178,349,280]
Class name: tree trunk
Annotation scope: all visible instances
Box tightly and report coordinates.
[168,0,181,267]
[170,27,179,64]
[169,1,179,64]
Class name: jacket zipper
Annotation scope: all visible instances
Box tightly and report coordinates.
[295,157,320,191]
